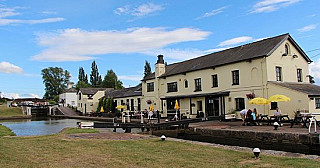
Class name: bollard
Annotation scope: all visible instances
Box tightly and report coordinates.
[141,113,144,124]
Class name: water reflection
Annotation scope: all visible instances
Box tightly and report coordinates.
[1,118,141,136]
[1,118,86,136]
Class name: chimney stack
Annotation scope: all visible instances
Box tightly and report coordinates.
[157,55,164,64]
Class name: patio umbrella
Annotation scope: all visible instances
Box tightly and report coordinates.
[174,100,180,120]
[116,105,125,109]
[100,106,104,112]
[268,94,291,102]
[174,100,180,110]
[249,97,270,105]
[149,104,154,111]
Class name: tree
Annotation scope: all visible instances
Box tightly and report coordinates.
[41,67,70,100]
[144,61,152,78]
[90,61,102,87]
[102,69,123,89]
[76,67,89,89]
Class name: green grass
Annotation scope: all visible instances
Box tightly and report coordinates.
[0,131,318,167]
[0,104,24,117]
[62,127,99,134]
[0,124,15,136]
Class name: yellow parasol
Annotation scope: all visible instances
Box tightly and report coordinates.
[116,105,125,109]
[249,97,270,105]
[174,100,180,110]
[149,104,154,111]
[268,94,291,102]
[100,106,104,112]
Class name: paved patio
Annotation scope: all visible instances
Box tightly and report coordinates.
[189,120,318,134]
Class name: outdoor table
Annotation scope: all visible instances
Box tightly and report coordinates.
[290,113,311,128]
[268,115,290,126]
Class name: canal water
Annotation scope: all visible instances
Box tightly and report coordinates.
[1,118,140,136]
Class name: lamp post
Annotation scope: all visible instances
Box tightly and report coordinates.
[161,135,166,141]
[253,148,260,159]
[274,122,279,130]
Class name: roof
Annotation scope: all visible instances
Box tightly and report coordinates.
[63,88,77,93]
[105,84,142,98]
[268,81,320,97]
[78,88,112,95]
[142,33,311,80]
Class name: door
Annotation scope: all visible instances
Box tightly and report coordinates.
[130,99,134,111]
[206,97,220,117]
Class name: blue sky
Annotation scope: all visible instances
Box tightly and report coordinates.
[0,0,320,99]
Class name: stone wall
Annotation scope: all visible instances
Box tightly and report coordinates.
[152,128,320,155]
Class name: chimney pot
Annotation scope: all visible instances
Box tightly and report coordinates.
[157,55,164,64]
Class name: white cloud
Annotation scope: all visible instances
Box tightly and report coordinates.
[195,6,228,20]
[0,6,64,26]
[114,3,164,17]
[251,0,300,13]
[309,60,320,83]
[205,47,231,53]
[142,48,205,61]
[0,61,23,74]
[0,17,65,25]
[32,27,210,62]
[118,75,142,81]
[2,92,39,99]
[297,24,317,32]
[0,7,20,18]
[217,36,253,47]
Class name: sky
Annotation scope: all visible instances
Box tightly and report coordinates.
[0,0,320,99]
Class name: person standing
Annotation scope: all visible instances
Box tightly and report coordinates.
[240,109,248,126]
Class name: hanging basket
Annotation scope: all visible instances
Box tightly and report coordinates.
[146,100,152,104]
[246,93,255,99]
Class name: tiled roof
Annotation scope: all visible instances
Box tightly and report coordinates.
[142,33,311,80]
[269,81,320,96]
[63,88,77,93]
[105,84,142,98]
[79,88,112,95]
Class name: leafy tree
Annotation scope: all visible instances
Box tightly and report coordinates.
[41,67,70,100]
[90,61,102,87]
[76,67,89,89]
[309,75,315,84]
[144,60,152,78]
[102,69,123,90]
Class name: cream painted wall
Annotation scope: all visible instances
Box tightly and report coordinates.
[76,90,105,114]
[267,83,309,118]
[114,96,142,111]
[266,40,310,83]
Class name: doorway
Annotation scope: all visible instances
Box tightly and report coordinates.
[206,97,220,117]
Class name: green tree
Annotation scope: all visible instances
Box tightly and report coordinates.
[144,60,152,78]
[41,67,71,100]
[76,67,89,89]
[90,61,102,87]
[102,69,123,90]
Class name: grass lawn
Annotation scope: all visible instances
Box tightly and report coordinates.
[0,130,318,167]
[0,124,16,136]
[0,104,24,117]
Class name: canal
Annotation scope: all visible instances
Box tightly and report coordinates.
[0,117,140,136]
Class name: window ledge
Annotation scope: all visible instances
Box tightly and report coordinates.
[194,90,202,92]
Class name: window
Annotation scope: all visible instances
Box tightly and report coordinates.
[78,93,81,100]
[194,78,202,91]
[126,99,129,110]
[167,82,178,92]
[184,80,188,88]
[232,70,239,85]
[271,102,278,110]
[276,66,282,81]
[285,44,290,56]
[235,98,245,111]
[297,69,302,82]
[316,98,320,109]
[147,82,154,92]
[212,74,218,87]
